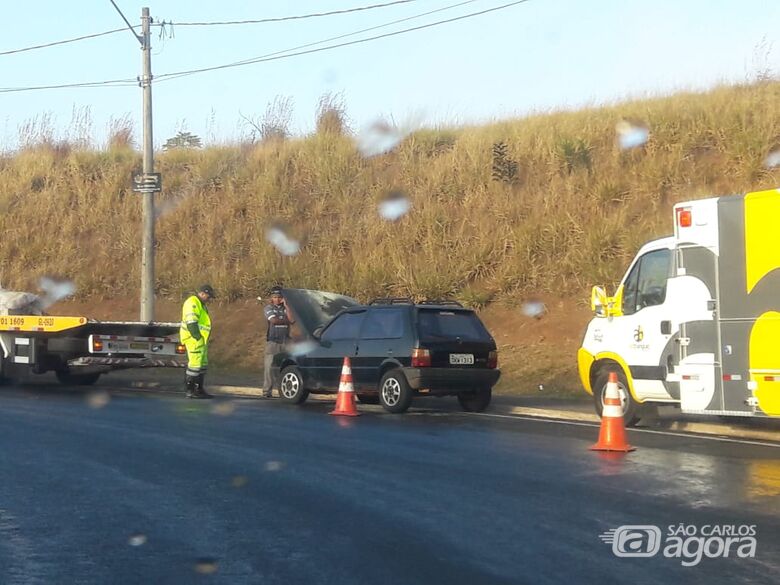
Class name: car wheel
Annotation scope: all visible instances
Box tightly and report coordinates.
[279,366,309,404]
[378,370,413,413]
[593,368,640,427]
[457,387,492,412]
[356,393,380,405]
[56,371,101,386]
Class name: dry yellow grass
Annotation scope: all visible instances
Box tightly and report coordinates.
[1,81,778,308]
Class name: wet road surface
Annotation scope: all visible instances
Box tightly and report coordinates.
[0,385,778,584]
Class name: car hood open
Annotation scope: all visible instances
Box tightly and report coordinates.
[281,288,360,338]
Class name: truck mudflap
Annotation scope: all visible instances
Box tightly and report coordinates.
[68,357,185,368]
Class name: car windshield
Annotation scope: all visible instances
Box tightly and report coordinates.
[417,309,493,342]
[281,288,360,337]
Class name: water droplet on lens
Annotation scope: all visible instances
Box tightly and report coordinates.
[356,120,405,157]
[231,475,248,488]
[265,461,284,472]
[289,340,318,356]
[86,391,110,409]
[128,533,147,546]
[265,223,301,256]
[39,276,76,308]
[521,300,546,319]
[194,558,219,574]
[378,192,411,221]
[211,401,236,416]
[764,149,780,169]
[616,120,649,150]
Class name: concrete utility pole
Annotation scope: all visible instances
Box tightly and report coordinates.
[139,6,155,322]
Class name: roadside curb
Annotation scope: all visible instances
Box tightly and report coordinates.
[123,381,779,444]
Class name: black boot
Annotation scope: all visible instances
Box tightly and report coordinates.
[185,376,198,399]
[194,374,213,399]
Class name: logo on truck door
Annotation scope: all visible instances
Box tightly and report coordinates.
[633,326,644,342]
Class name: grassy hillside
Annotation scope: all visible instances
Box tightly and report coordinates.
[1,81,778,306]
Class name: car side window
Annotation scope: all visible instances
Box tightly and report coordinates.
[622,249,671,315]
[360,308,405,340]
[321,311,365,341]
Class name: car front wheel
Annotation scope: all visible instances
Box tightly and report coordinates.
[279,366,309,404]
[593,368,640,427]
[378,370,413,413]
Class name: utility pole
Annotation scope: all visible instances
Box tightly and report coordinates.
[139,6,155,322]
[111,2,158,321]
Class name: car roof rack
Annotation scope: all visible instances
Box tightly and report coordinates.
[368,297,414,305]
[418,299,464,307]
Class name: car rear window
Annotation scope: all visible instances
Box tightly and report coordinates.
[417,309,492,342]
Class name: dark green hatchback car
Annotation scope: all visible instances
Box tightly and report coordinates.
[271,289,500,413]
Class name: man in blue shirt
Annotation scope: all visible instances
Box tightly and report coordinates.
[263,286,295,398]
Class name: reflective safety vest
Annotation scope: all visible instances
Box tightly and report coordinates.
[180,294,212,343]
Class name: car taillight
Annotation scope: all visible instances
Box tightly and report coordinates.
[92,339,104,352]
[488,351,498,369]
[676,207,692,228]
[412,348,431,367]
[176,343,186,355]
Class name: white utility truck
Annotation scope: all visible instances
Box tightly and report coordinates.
[578,188,780,425]
[0,290,185,385]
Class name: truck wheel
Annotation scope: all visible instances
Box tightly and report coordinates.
[379,370,413,413]
[279,365,309,404]
[457,387,492,412]
[593,369,640,427]
[56,371,101,386]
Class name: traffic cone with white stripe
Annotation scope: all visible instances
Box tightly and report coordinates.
[330,357,360,417]
[590,372,634,452]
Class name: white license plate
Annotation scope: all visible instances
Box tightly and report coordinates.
[449,353,474,365]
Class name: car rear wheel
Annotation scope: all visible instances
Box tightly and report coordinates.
[279,366,309,404]
[457,387,492,412]
[379,370,412,414]
[593,368,640,427]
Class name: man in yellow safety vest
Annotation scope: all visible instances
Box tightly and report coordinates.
[180,284,215,399]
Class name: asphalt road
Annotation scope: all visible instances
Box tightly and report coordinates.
[0,384,778,585]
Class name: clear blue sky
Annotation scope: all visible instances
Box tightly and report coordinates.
[1,0,777,147]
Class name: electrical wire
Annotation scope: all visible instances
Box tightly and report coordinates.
[173,0,418,26]
[0,0,420,57]
[156,0,488,81]
[0,0,529,94]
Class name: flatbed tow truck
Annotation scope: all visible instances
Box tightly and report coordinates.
[0,294,185,385]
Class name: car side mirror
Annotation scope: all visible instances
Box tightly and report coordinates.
[591,286,607,317]
[313,326,324,339]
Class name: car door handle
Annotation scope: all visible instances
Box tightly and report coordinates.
[660,320,671,335]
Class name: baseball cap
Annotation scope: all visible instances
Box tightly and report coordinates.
[270,286,283,296]
[198,284,216,298]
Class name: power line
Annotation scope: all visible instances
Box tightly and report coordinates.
[0,0,419,57]
[108,0,143,45]
[173,0,418,26]
[0,78,136,94]
[0,28,126,57]
[156,0,528,83]
[0,0,528,94]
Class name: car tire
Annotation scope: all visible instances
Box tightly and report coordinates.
[279,365,309,404]
[457,387,492,412]
[378,370,413,414]
[593,368,640,427]
[356,393,380,405]
[56,371,101,386]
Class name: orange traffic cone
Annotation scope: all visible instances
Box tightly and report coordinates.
[330,357,360,417]
[590,372,634,452]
